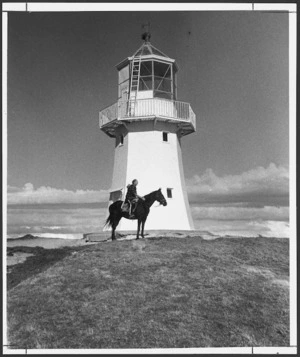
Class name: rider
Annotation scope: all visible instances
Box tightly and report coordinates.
[125,179,145,216]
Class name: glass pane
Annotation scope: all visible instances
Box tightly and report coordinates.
[139,76,152,90]
[140,61,152,76]
[154,62,171,78]
[154,77,171,92]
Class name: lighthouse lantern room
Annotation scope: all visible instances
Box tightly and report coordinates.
[99,32,196,231]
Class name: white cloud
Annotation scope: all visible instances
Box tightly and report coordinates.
[187,163,289,206]
[7,183,109,205]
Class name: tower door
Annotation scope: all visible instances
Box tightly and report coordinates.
[109,190,123,203]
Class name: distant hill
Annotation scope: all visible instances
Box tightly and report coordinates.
[7,234,38,241]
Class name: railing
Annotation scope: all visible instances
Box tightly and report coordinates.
[99,98,196,130]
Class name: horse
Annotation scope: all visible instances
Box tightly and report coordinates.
[105,188,167,240]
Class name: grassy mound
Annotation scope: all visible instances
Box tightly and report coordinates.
[7,236,289,349]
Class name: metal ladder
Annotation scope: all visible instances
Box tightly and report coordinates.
[128,56,142,116]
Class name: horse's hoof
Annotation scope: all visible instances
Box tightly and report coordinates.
[136,237,139,240]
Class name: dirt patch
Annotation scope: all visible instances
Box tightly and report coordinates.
[272,279,289,288]
[242,265,275,279]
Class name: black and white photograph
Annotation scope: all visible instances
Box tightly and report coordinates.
[3,2,297,354]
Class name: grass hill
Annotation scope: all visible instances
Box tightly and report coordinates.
[7,236,289,349]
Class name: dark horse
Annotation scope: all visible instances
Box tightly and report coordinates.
[105,188,167,240]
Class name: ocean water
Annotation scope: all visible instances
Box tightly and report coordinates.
[7,204,289,240]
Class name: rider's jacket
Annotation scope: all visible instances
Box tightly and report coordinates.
[125,184,137,202]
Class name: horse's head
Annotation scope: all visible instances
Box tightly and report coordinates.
[156,188,167,206]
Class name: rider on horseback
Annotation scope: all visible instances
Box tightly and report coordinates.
[125,179,145,217]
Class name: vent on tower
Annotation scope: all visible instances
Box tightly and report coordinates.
[167,188,173,198]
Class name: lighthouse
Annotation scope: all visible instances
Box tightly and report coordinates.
[99,32,196,231]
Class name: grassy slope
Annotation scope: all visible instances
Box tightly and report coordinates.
[7,245,88,290]
[7,237,289,349]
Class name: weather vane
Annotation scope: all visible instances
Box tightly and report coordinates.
[141,22,151,42]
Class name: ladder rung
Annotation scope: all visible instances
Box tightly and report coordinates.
[130,57,141,97]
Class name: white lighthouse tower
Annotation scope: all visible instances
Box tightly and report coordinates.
[99,32,196,231]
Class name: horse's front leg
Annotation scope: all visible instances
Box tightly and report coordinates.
[141,220,146,238]
[136,220,141,240]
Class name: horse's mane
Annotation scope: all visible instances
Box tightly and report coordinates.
[143,189,159,200]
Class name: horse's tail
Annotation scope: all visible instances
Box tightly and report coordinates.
[104,212,113,228]
[103,202,120,228]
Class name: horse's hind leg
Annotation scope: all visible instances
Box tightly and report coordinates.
[111,215,122,241]
[111,226,116,241]
[136,220,141,240]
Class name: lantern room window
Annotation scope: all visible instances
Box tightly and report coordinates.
[135,60,175,100]
[154,61,172,99]
[139,61,153,91]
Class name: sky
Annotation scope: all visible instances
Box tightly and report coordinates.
[6,10,290,238]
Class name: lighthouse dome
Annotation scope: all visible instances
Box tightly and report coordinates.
[132,37,171,60]
[116,34,178,72]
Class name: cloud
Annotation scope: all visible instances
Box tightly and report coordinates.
[187,163,289,206]
[7,183,109,205]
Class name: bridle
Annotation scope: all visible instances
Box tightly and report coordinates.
[156,192,167,206]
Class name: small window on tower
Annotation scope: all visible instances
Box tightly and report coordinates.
[120,135,124,145]
[167,188,173,198]
[163,132,168,142]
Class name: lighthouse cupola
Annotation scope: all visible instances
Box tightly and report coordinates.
[117,31,178,103]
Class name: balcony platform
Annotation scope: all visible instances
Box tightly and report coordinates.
[99,98,196,138]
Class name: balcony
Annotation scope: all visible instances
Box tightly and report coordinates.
[99,98,196,137]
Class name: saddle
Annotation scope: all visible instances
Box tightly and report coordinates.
[121,202,130,212]
[121,200,137,217]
